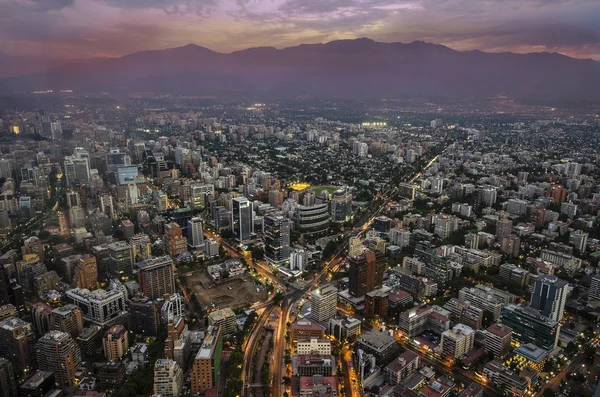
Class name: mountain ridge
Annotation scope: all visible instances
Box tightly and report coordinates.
[1,39,599,102]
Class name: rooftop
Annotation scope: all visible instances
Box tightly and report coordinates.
[514,343,549,363]
[486,323,512,338]
[208,308,236,322]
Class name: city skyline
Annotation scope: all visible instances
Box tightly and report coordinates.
[0,0,599,60]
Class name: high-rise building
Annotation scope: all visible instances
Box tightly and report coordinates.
[441,324,475,358]
[49,304,83,338]
[74,254,98,290]
[331,187,352,222]
[103,325,129,361]
[0,317,35,369]
[0,358,17,397]
[36,330,82,386]
[530,275,568,322]
[484,324,512,359]
[311,284,338,323]
[165,317,190,371]
[154,359,184,397]
[136,256,175,299]
[500,304,560,351]
[290,249,309,271]
[295,203,330,233]
[501,234,521,257]
[187,217,204,249]
[128,296,162,337]
[161,293,186,324]
[191,325,223,394]
[495,218,513,241]
[264,215,291,264]
[99,194,115,220]
[64,157,90,186]
[66,288,126,326]
[232,197,254,242]
[348,250,386,297]
[365,288,389,318]
[207,308,237,336]
[163,222,188,257]
[398,306,433,338]
[589,274,600,305]
[130,234,152,261]
[107,241,133,279]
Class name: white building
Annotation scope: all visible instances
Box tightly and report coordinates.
[296,338,331,355]
[153,359,184,397]
[290,249,309,272]
[441,324,475,358]
[311,284,338,324]
[66,288,126,326]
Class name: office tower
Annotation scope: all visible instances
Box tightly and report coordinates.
[117,165,142,185]
[65,191,81,208]
[0,358,17,397]
[331,187,352,222]
[232,197,254,242]
[311,285,338,323]
[188,217,204,249]
[154,359,184,397]
[50,121,62,139]
[348,250,386,297]
[64,157,90,186]
[441,324,475,358]
[130,234,152,261]
[349,237,365,257]
[0,317,35,369]
[37,330,82,386]
[121,219,134,240]
[103,325,129,361]
[66,288,126,326]
[365,288,389,318]
[373,216,392,234]
[163,222,188,257]
[296,338,332,355]
[485,324,512,358]
[136,256,175,299]
[207,308,237,336]
[589,274,600,305]
[500,304,560,351]
[161,293,186,324]
[126,182,139,209]
[49,304,83,338]
[191,325,223,394]
[128,296,162,337]
[99,194,115,220]
[495,218,513,241]
[295,203,330,233]
[74,254,98,290]
[530,275,568,322]
[107,241,133,279]
[264,215,291,264]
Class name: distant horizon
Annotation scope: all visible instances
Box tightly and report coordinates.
[2,37,599,62]
[1,0,598,60]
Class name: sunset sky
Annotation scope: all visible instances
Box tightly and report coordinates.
[1,0,599,60]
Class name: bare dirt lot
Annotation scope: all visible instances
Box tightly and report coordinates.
[185,271,268,310]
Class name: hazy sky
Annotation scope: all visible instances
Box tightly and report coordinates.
[1,0,599,59]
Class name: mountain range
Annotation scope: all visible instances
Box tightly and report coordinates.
[1,38,599,102]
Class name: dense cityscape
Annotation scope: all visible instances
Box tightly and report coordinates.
[0,95,597,397]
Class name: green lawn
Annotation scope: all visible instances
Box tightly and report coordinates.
[310,185,340,195]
